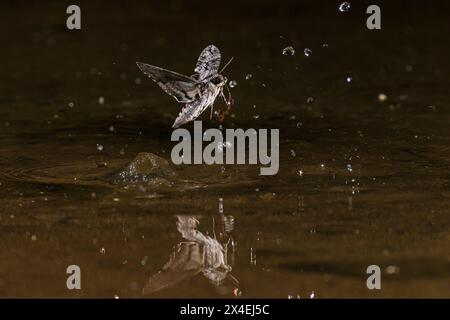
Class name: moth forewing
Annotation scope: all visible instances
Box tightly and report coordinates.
[194,45,221,81]
[142,242,204,295]
[136,62,201,103]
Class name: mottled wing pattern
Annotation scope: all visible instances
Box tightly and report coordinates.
[136,62,201,103]
[194,45,221,81]
[176,215,202,242]
[142,242,204,295]
[172,83,220,128]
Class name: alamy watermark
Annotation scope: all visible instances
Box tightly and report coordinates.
[171,121,279,175]
[66,265,81,290]
[366,265,381,290]
[66,5,81,30]
[366,5,381,30]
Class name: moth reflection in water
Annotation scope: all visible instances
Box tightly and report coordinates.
[136,44,234,128]
[142,215,239,296]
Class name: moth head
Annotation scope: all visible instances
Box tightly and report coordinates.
[211,74,227,87]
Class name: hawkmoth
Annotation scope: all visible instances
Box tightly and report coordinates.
[136,45,233,128]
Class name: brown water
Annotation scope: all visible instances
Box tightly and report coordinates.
[0,1,449,298]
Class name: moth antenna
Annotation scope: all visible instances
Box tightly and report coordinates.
[220,88,227,103]
[219,57,234,73]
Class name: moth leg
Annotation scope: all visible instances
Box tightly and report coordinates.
[217,91,228,122]
[218,111,225,123]
[209,103,214,120]
[224,84,233,112]
[221,90,232,113]
[217,87,234,123]
[220,90,227,104]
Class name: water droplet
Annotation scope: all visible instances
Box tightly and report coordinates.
[98,96,105,105]
[253,115,260,119]
[378,93,387,102]
[229,80,237,88]
[250,247,257,266]
[282,46,295,56]
[346,76,352,83]
[304,48,312,57]
[290,149,296,157]
[218,197,224,214]
[217,141,232,152]
[310,291,315,299]
[113,294,119,299]
[339,2,351,12]
[306,97,314,104]
[386,265,400,274]
[347,164,353,172]
[233,288,242,297]
[322,43,329,48]
[100,247,106,254]
[245,74,253,80]
[224,215,234,233]
[68,102,74,108]
[109,126,115,132]
[96,144,103,151]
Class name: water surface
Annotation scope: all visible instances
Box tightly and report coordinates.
[0,1,449,298]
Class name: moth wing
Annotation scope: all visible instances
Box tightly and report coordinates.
[176,215,202,242]
[136,62,201,103]
[142,242,204,295]
[194,45,221,81]
[172,94,211,128]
